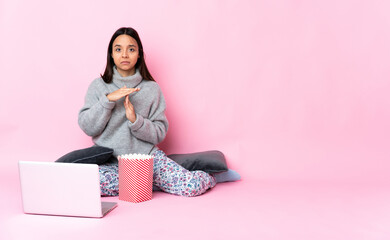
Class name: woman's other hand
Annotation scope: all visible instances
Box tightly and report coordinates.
[124,95,137,123]
[107,86,140,102]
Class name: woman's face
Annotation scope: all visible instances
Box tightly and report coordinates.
[111,34,139,77]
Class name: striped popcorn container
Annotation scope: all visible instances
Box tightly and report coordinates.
[118,154,154,203]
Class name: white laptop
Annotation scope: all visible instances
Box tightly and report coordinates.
[18,161,117,218]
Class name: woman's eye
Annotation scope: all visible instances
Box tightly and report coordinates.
[115,48,121,52]
[129,48,135,52]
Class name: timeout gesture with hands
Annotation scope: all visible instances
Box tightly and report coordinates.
[107,86,140,123]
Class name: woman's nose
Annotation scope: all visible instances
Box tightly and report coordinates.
[122,51,128,58]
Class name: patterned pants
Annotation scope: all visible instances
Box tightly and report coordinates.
[99,150,216,197]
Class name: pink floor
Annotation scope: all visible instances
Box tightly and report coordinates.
[2,155,390,240]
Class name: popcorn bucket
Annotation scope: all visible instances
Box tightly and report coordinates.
[118,154,154,203]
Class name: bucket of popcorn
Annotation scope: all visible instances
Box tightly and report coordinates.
[118,154,154,203]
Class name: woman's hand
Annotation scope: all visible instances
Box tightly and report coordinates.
[107,86,140,102]
[124,95,137,123]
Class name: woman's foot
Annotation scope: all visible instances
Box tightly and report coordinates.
[214,169,241,183]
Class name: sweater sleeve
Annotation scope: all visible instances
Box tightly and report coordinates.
[78,80,116,137]
[127,87,169,145]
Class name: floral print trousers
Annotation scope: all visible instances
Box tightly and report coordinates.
[99,150,216,197]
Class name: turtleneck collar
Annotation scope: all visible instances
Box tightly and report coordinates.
[112,67,143,88]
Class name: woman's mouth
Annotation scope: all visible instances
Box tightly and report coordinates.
[121,61,130,65]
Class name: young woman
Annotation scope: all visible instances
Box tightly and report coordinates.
[78,27,220,197]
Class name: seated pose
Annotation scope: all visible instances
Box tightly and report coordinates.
[78,27,239,197]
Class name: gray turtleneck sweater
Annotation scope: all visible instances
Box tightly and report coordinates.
[78,68,169,156]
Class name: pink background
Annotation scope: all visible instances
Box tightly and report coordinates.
[2,0,390,183]
[1,0,390,239]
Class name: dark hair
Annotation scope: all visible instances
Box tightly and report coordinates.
[101,27,155,83]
